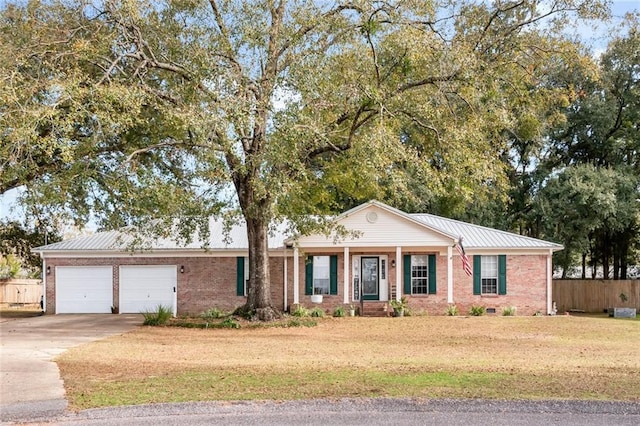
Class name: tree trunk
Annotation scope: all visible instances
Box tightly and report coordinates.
[244,216,279,321]
[581,253,586,279]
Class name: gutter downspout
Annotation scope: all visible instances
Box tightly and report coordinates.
[547,249,553,315]
[39,252,46,314]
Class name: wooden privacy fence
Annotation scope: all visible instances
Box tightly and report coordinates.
[0,279,43,306]
[553,280,640,313]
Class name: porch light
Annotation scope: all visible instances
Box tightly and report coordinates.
[46,266,50,275]
[180,265,184,273]
[391,259,396,268]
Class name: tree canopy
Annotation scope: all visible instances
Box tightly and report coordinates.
[1,0,626,318]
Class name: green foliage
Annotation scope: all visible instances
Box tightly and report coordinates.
[309,307,325,318]
[142,305,173,326]
[445,305,459,316]
[389,297,408,310]
[219,317,240,329]
[0,254,21,279]
[469,306,486,317]
[291,305,309,317]
[502,306,516,316]
[619,293,628,303]
[0,221,61,275]
[0,0,621,320]
[333,306,346,317]
[201,307,226,320]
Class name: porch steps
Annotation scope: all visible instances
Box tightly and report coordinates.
[360,301,390,317]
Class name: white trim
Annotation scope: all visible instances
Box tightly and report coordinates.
[547,249,553,315]
[42,259,47,313]
[447,246,453,304]
[283,246,288,312]
[38,250,291,258]
[343,247,350,304]
[395,246,401,301]
[293,247,299,305]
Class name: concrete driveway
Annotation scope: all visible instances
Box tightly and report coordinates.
[0,314,141,423]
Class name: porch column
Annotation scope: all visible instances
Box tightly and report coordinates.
[547,249,553,314]
[293,247,299,305]
[395,246,402,301]
[283,246,288,312]
[447,245,453,304]
[343,246,350,304]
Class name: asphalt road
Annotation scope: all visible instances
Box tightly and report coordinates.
[18,398,640,426]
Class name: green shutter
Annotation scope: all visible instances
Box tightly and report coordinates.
[428,254,437,294]
[236,257,245,296]
[305,256,313,295]
[403,255,412,295]
[473,255,481,295]
[330,255,338,295]
[498,255,507,295]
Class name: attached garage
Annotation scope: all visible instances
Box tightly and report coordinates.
[55,266,113,314]
[119,265,177,315]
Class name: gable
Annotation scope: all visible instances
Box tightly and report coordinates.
[295,203,455,248]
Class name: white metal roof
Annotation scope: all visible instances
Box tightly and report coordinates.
[36,219,290,252]
[36,200,562,253]
[411,214,563,250]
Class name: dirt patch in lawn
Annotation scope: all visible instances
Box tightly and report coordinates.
[57,315,640,409]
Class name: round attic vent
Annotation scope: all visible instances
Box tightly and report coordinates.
[366,211,378,223]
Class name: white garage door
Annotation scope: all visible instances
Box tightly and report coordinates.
[119,265,176,315]
[56,266,113,314]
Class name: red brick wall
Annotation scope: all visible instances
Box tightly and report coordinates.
[44,256,286,315]
[44,253,548,316]
[447,254,548,316]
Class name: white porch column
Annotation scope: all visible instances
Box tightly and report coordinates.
[447,245,454,304]
[293,247,299,305]
[283,247,288,312]
[395,246,402,301]
[343,246,350,304]
[547,249,553,314]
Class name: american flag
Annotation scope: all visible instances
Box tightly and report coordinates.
[456,238,472,277]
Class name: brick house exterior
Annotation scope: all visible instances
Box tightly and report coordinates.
[37,200,562,316]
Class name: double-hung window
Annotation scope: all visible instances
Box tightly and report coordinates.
[480,255,498,295]
[411,255,429,294]
[312,256,330,295]
[473,255,506,296]
[403,254,436,295]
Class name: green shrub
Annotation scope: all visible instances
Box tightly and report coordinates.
[201,307,225,319]
[333,306,346,317]
[142,305,173,326]
[218,317,240,329]
[469,305,486,316]
[502,306,516,316]
[309,307,325,317]
[445,304,459,316]
[291,304,309,317]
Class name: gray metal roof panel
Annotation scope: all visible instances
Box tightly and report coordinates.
[36,219,290,252]
[410,214,562,249]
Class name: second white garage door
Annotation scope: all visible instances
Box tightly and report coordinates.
[119,265,176,315]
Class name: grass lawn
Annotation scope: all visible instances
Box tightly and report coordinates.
[56,315,640,410]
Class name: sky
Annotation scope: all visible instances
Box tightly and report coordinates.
[1,0,638,224]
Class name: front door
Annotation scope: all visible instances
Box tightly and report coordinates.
[361,256,379,300]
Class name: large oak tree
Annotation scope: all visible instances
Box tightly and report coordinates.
[1,1,608,319]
